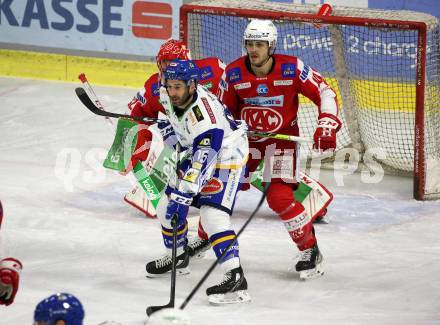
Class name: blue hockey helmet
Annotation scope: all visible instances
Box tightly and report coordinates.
[163,59,199,85]
[34,293,85,325]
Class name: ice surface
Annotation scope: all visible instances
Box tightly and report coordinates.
[0,77,439,324]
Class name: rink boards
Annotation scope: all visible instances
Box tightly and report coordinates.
[0,49,156,88]
[2,48,437,114]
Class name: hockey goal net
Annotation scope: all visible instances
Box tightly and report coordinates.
[180,0,440,200]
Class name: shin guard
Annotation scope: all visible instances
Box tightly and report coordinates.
[267,183,316,250]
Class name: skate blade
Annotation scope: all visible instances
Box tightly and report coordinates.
[146,267,190,278]
[208,290,251,305]
[299,263,324,280]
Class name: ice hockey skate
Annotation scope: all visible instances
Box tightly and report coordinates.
[146,250,190,278]
[295,244,324,280]
[186,236,210,259]
[206,266,251,305]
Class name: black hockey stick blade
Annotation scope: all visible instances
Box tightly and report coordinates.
[75,87,119,117]
[75,87,136,120]
[147,304,174,317]
[146,215,179,317]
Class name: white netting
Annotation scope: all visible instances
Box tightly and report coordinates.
[183,0,440,199]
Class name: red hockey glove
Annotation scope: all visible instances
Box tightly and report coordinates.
[313,113,341,152]
[0,257,22,306]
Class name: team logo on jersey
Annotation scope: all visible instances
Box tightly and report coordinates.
[201,177,224,195]
[257,84,269,96]
[300,65,311,82]
[233,82,251,90]
[199,66,213,80]
[281,63,297,78]
[243,95,284,107]
[192,105,204,122]
[241,106,283,132]
[151,83,160,96]
[227,68,242,83]
[274,80,293,86]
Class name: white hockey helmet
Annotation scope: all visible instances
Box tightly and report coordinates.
[243,19,278,54]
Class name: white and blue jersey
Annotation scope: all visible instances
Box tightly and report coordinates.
[159,84,249,214]
[155,84,249,267]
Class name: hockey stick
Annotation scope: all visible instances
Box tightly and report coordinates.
[75,87,311,143]
[78,73,114,126]
[146,214,179,316]
[247,131,310,143]
[75,87,158,123]
[178,183,269,310]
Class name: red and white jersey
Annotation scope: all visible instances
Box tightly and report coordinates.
[219,54,338,140]
[128,57,226,119]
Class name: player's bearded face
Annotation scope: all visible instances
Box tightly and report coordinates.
[246,40,271,67]
[166,79,195,108]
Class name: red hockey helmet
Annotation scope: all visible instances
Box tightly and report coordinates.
[156,39,190,64]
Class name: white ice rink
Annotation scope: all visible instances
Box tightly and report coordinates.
[1,77,440,324]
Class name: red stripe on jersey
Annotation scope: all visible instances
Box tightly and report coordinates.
[201,97,216,124]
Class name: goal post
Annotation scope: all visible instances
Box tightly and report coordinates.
[180,0,440,200]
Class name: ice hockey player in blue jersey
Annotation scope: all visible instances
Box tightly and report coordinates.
[145,59,250,305]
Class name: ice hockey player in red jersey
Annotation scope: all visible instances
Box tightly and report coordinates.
[219,19,341,280]
[124,40,226,259]
[0,201,23,306]
[128,39,225,121]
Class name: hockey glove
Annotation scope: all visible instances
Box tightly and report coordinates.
[0,257,22,306]
[166,189,193,227]
[313,113,341,152]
